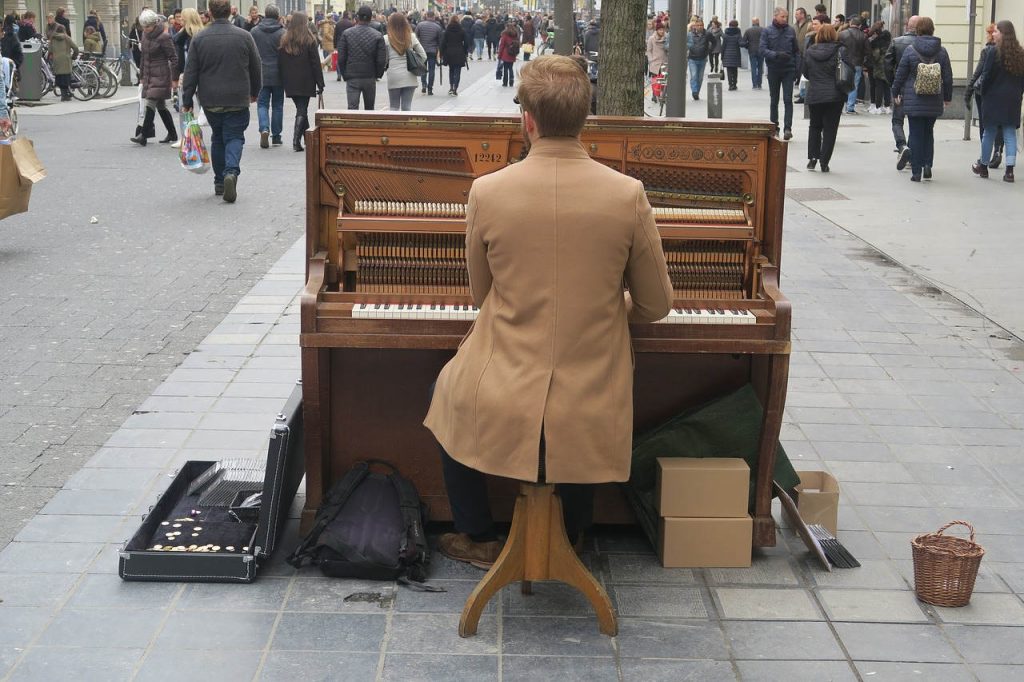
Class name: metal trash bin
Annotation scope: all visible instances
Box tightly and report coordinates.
[18,39,44,101]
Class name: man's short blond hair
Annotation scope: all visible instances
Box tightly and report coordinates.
[517,55,592,138]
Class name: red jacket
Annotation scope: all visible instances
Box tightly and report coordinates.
[498,32,518,63]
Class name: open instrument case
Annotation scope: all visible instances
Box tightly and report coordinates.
[119,385,304,583]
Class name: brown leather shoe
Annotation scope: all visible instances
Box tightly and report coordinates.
[439,533,502,569]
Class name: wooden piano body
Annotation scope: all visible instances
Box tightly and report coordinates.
[301,112,791,547]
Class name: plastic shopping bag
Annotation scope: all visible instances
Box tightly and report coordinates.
[178,112,210,174]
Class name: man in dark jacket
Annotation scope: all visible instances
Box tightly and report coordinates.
[885,15,918,167]
[583,20,600,57]
[333,11,354,81]
[337,5,386,110]
[742,18,764,89]
[485,15,501,59]
[415,10,444,94]
[181,0,261,203]
[251,5,284,149]
[839,16,868,112]
[760,7,800,139]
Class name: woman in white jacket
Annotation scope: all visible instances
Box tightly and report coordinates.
[384,12,427,111]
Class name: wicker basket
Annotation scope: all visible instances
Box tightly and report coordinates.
[911,521,985,607]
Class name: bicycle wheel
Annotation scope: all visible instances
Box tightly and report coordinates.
[8,107,17,135]
[98,64,118,98]
[72,63,100,101]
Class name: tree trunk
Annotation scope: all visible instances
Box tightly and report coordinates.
[596,0,648,116]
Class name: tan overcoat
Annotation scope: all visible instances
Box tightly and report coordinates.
[423,137,673,484]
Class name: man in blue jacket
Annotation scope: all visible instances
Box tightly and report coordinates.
[760,7,800,139]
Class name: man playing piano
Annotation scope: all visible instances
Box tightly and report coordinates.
[424,55,674,568]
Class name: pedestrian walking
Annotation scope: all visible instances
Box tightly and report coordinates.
[336,5,386,110]
[971,20,1024,183]
[251,5,285,149]
[708,17,723,73]
[866,21,892,114]
[332,11,354,82]
[839,17,868,112]
[278,11,323,153]
[2,15,23,68]
[472,17,486,61]
[441,16,468,96]
[802,24,852,172]
[384,12,426,111]
[760,7,800,139]
[521,17,536,62]
[742,18,764,89]
[170,9,207,148]
[687,17,715,100]
[885,14,918,169]
[181,0,262,202]
[890,17,953,182]
[496,23,518,88]
[130,10,177,145]
[83,9,107,54]
[646,21,667,101]
[54,7,70,37]
[966,26,1002,169]
[414,10,443,95]
[486,14,502,60]
[721,20,743,90]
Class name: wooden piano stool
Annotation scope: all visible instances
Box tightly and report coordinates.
[460,483,617,638]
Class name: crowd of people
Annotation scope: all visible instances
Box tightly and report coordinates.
[653,6,1022,183]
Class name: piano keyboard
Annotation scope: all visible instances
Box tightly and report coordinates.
[353,200,467,218]
[351,201,742,225]
[352,304,755,325]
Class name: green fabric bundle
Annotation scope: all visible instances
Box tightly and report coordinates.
[623,383,800,548]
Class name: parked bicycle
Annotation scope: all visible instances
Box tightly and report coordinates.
[78,53,120,98]
[2,56,17,135]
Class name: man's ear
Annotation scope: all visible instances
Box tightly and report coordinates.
[522,109,537,136]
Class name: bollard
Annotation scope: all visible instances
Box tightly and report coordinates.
[120,57,134,86]
[707,80,723,119]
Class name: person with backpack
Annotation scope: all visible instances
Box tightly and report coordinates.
[890,16,952,182]
[838,16,867,113]
[971,20,1024,182]
[497,23,519,88]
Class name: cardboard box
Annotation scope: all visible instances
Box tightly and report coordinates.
[658,516,752,568]
[656,458,749,518]
[794,470,840,536]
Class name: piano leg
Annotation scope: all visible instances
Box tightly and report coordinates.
[752,352,790,547]
[300,347,332,535]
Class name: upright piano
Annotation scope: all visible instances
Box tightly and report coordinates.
[301,112,791,547]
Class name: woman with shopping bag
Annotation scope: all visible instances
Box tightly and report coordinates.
[130,10,178,147]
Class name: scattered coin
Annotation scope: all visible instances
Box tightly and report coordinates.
[152,544,164,550]
[192,533,199,537]
[193,527,202,531]
[212,546,221,552]
[172,523,182,528]
[226,546,235,552]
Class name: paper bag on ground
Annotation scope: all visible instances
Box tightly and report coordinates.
[0,138,47,220]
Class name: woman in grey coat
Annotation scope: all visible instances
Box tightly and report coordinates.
[131,10,178,146]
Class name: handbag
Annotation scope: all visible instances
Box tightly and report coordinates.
[1,136,47,220]
[835,46,855,94]
[407,45,428,77]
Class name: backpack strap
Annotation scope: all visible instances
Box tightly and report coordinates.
[390,471,431,582]
[286,461,370,568]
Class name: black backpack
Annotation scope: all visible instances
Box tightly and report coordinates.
[287,461,431,583]
[508,39,520,57]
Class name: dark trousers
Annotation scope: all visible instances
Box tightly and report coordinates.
[710,52,720,72]
[449,64,462,91]
[726,66,738,88]
[907,115,937,174]
[891,102,907,149]
[440,444,595,543]
[871,77,891,108]
[807,100,844,164]
[420,54,437,91]
[55,73,71,98]
[345,77,376,110]
[291,95,310,119]
[749,53,764,87]
[488,39,499,59]
[501,60,514,86]
[767,67,795,132]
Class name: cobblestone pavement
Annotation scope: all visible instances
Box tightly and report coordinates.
[1,61,1022,681]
